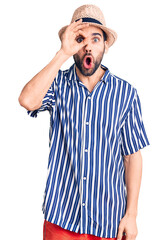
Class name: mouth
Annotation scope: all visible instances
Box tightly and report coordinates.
[83,55,93,69]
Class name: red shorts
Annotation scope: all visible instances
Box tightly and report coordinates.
[43,220,126,240]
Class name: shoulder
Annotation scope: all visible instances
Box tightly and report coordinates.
[110,71,136,91]
[107,70,139,120]
[102,64,135,89]
[55,64,76,85]
[52,65,73,87]
[108,70,137,98]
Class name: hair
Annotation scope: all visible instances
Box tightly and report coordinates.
[102,30,107,41]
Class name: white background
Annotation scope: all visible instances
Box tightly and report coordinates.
[0,0,167,239]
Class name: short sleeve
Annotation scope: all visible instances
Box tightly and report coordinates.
[27,79,55,118]
[120,89,150,156]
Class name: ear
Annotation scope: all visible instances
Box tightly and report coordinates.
[104,41,109,54]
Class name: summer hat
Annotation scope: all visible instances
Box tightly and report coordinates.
[58,4,118,47]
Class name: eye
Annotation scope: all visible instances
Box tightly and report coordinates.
[76,36,84,43]
[93,37,99,42]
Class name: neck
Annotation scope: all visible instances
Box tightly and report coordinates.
[75,64,105,84]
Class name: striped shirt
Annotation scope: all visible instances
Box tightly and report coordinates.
[27,63,150,238]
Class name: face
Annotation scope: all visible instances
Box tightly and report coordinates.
[73,25,108,76]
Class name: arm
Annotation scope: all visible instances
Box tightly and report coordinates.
[117,150,142,240]
[18,50,69,111]
[18,19,89,111]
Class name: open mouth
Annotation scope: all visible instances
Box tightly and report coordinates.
[83,55,93,69]
[86,57,91,65]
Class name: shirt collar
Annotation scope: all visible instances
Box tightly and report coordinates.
[65,63,110,84]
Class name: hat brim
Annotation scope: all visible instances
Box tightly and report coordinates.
[58,22,117,48]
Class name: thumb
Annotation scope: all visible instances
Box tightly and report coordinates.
[81,37,89,47]
[76,38,89,52]
[117,225,124,240]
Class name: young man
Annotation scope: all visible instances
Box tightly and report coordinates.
[18,4,150,240]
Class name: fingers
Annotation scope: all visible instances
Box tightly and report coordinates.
[68,19,82,30]
[71,18,82,25]
[118,232,137,240]
[73,22,89,32]
[117,225,124,240]
[80,38,90,47]
[76,32,90,47]
[61,19,90,56]
[69,18,82,28]
[125,232,137,240]
[68,19,89,31]
[64,20,89,41]
[75,29,89,39]
[64,19,89,41]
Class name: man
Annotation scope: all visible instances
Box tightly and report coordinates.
[18,4,150,240]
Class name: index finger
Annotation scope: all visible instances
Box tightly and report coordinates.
[73,23,90,32]
[68,19,82,28]
[75,30,89,39]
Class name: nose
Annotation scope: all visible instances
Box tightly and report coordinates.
[84,41,92,53]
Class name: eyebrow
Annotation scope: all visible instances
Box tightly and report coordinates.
[91,33,102,37]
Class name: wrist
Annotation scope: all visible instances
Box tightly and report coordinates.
[59,48,71,59]
[52,49,70,68]
[125,210,137,218]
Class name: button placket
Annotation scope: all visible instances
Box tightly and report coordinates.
[81,94,91,214]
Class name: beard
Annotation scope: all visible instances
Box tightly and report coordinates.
[73,46,105,76]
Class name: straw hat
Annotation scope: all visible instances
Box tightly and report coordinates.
[58,4,117,47]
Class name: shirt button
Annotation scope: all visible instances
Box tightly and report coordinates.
[83,177,86,180]
[88,96,91,99]
[82,203,85,206]
[84,149,88,152]
[86,122,89,125]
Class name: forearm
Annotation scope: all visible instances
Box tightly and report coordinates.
[124,150,143,217]
[18,49,69,111]
[19,20,89,111]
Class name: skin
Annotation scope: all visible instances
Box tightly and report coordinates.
[61,19,109,93]
[72,27,107,93]
[73,29,106,76]
[18,19,142,240]
[117,150,142,240]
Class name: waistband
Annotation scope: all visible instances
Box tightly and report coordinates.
[43,220,126,240]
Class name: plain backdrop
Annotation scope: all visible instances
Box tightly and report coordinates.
[0,0,167,239]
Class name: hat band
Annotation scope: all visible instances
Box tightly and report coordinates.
[75,17,102,25]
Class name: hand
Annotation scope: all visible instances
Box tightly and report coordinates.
[60,19,90,57]
[117,214,138,240]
